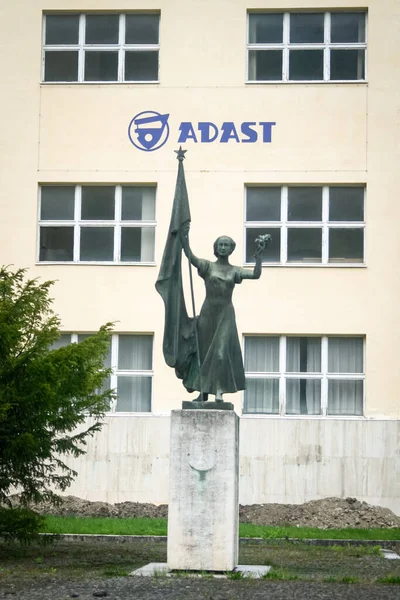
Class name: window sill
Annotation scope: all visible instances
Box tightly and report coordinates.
[40,81,160,86]
[245,80,368,86]
[36,261,157,266]
[241,414,365,420]
[244,262,366,268]
[105,412,154,417]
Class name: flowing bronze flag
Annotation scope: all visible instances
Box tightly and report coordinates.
[155,149,198,388]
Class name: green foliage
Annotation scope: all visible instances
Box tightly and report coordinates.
[0,507,44,544]
[227,570,245,580]
[341,575,360,584]
[40,516,400,543]
[0,266,115,539]
[376,575,400,584]
[263,568,299,580]
[42,515,168,536]
[239,523,400,541]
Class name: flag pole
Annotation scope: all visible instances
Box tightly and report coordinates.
[173,146,203,396]
[186,239,203,395]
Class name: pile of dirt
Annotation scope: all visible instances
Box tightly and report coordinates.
[239,497,400,529]
[21,495,400,529]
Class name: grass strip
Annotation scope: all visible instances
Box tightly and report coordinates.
[40,516,400,541]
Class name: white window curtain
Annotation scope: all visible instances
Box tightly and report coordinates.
[118,335,152,370]
[141,227,155,261]
[245,336,279,372]
[244,337,279,413]
[328,337,363,415]
[245,378,279,413]
[328,379,363,415]
[116,376,152,412]
[141,188,156,261]
[116,334,152,412]
[328,337,363,373]
[286,337,321,414]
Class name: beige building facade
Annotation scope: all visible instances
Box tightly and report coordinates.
[1,1,399,512]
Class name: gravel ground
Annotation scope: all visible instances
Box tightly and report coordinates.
[1,539,399,599]
[2,578,400,600]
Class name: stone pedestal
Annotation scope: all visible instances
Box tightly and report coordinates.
[167,409,239,571]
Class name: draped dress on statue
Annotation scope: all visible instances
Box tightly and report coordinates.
[183,259,247,395]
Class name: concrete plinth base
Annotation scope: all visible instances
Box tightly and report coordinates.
[167,409,239,571]
[130,563,271,578]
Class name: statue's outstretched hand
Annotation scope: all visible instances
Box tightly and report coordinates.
[254,233,271,258]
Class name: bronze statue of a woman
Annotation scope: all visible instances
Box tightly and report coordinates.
[155,149,269,405]
[180,225,268,402]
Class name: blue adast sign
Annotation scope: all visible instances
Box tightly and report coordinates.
[128,110,276,152]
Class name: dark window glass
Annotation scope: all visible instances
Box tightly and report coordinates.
[85,14,119,44]
[289,50,323,80]
[247,187,281,221]
[329,228,363,263]
[81,187,115,220]
[331,49,365,80]
[125,51,158,81]
[331,12,365,43]
[121,228,140,261]
[84,51,118,81]
[125,14,159,44]
[287,228,322,262]
[80,227,114,261]
[44,51,78,82]
[328,380,363,415]
[116,376,151,412]
[249,50,282,80]
[286,379,321,415]
[246,228,280,263]
[45,14,79,44]
[40,227,74,261]
[244,378,279,414]
[41,186,75,220]
[121,227,154,262]
[288,187,322,221]
[122,187,155,220]
[248,13,283,43]
[329,187,364,221]
[290,13,324,43]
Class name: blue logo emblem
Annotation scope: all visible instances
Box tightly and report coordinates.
[128,111,170,152]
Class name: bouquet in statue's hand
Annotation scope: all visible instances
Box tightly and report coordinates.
[254,233,272,257]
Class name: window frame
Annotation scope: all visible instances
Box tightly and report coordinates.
[243,335,365,418]
[42,12,160,84]
[54,333,154,414]
[244,184,366,267]
[246,10,368,83]
[37,184,157,265]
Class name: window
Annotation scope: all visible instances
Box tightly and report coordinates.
[38,185,156,263]
[248,11,366,82]
[245,185,365,265]
[244,336,364,416]
[43,13,160,82]
[52,333,153,412]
